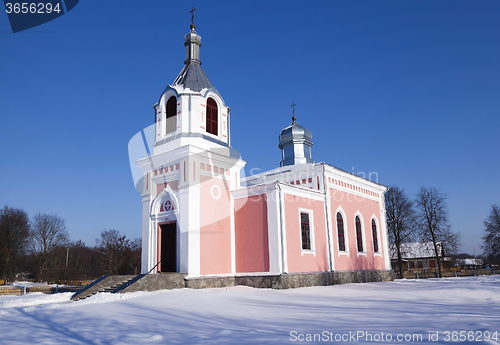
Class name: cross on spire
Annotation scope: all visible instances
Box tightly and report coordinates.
[190,7,196,25]
[291,102,296,121]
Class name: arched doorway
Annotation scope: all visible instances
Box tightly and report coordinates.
[151,186,179,273]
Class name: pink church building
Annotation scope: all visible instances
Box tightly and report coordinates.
[135,22,392,288]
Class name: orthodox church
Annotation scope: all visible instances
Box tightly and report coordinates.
[135,20,392,286]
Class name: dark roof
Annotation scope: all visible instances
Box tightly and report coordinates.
[172,62,213,92]
[170,26,213,93]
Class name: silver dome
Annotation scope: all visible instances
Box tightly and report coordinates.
[279,117,314,167]
[279,117,313,144]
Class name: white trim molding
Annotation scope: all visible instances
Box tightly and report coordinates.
[370,214,383,257]
[354,211,367,257]
[298,208,316,257]
[335,206,350,257]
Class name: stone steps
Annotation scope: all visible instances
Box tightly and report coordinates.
[71,273,186,301]
[71,275,136,301]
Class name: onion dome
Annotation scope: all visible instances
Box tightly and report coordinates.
[279,116,314,167]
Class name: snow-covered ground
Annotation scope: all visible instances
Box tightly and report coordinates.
[1,275,499,345]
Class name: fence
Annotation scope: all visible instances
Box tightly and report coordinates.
[0,283,90,296]
[0,286,24,296]
[49,280,93,287]
[395,269,498,280]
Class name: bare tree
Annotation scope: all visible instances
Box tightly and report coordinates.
[385,187,417,277]
[482,204,500,263]
[415,187,460,278]
[30,213,70,280]
[0,206,30,279]
[66,240,96,280]
[96,229,137,275]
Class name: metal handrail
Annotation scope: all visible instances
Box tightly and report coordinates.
[147,260,161,275]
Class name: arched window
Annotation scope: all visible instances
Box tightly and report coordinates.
[166,96,177,134]
[372,219,379,253]
[300,212,311,250]
[336,212,345,251]
[206,98,218,136]
[355,216,363,252]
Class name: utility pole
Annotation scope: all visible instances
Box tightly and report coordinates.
[66,247,69,270]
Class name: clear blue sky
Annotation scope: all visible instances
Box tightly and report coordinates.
[1,1,499,255]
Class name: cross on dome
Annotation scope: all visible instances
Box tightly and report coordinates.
[190,7,196,28]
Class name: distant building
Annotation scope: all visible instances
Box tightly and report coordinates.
[391,242,452,272]
[134,21,392,286]
[455,258,484,270]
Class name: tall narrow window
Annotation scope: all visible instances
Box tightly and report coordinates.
[355,216,363,252]
[166,96,177,134]
[300,212,311,250]
[206,98,218,136]
[372,219,379,253]
[336,212,345,251]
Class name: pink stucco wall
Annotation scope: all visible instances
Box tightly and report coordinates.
[156,180,179,195]
[199,175,232,275]
[234,194,269,273]
[329,187,386,271]
[284,194,329,273]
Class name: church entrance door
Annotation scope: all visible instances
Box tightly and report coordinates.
[160,222,176,272]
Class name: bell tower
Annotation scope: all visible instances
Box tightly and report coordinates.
[152,17,230,156]
[136,14,246,277]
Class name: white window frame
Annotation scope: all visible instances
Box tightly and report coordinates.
[371,215,383,257]
[164,95,177,135]
[204,93,222,139]
[299,208,316,256]
[335,206,349,257]
[354,212,367,257]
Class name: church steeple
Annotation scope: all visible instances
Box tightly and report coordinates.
[153,12,230,152]
[279,104,314,167]
[172,15,213,93]
[137,11,247,277]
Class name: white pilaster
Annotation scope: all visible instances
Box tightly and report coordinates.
[380,194,391,270]
[230,193,236,274]
[324,177,335,272]
[266,184,284,274]
[141,194,152,274]
[178,184,201,277]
